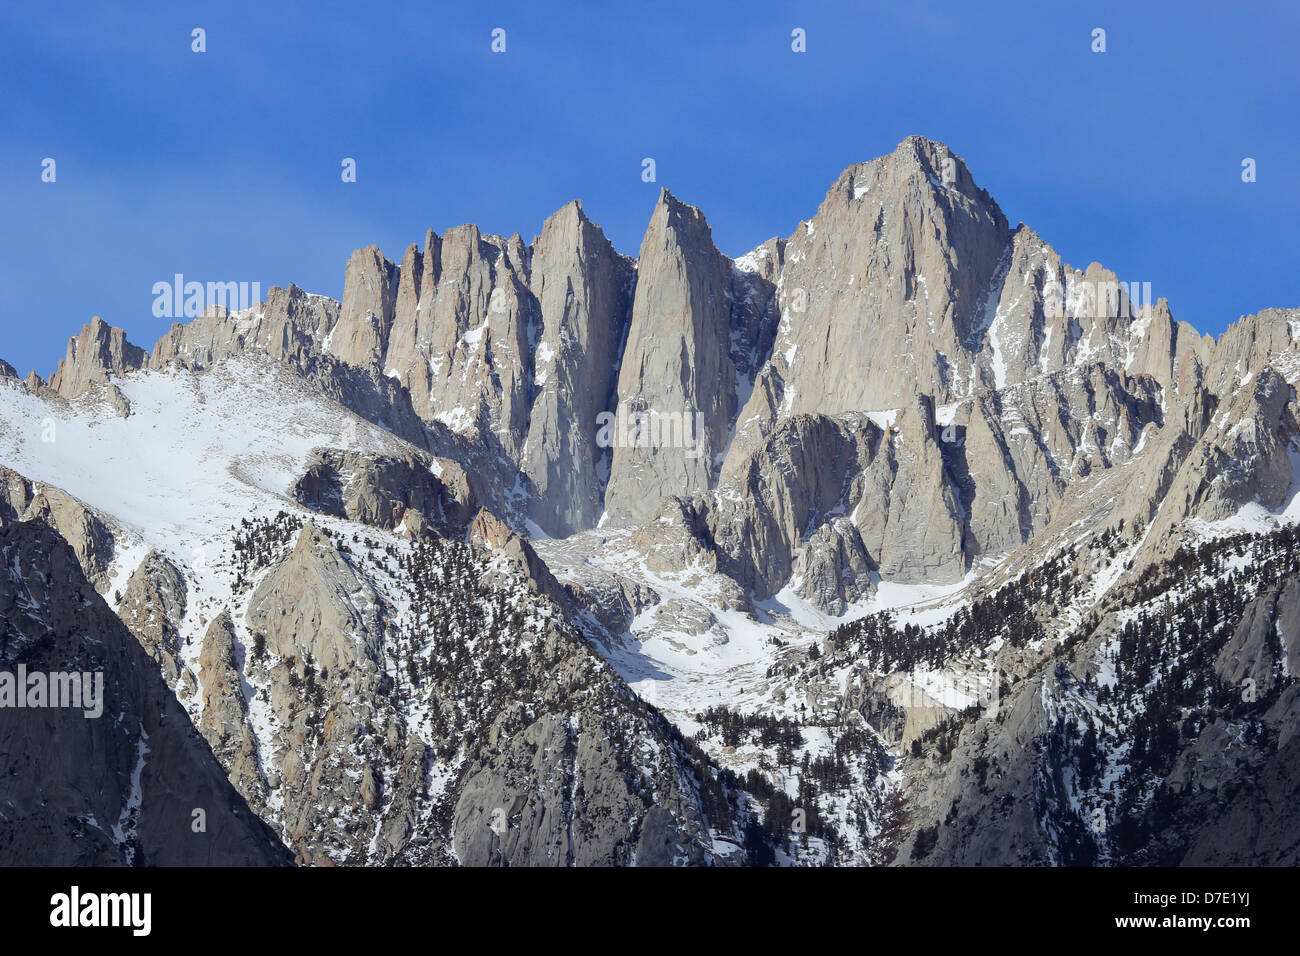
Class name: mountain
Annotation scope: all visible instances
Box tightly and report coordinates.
[1,135,1297,865]
[0,520,291,866]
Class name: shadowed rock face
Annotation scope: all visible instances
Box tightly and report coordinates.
[1214,576,1300,707]
[1178,695,1300,866]
[451,707,712,867]
[669,413,882,604]
[0,465,116,593]
[0,520,291,866]
[293,447,477,538]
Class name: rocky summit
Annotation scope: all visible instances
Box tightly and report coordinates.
[2,135,1298,866]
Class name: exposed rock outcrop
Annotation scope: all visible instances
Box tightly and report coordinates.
[117,550,190,687]
[604,190,750,524]
[49,316,146,398]
[0,465,115,592]
[293,448,477,537]
[0,520,290,866]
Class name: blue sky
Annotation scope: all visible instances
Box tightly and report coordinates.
[2,0,1296,377]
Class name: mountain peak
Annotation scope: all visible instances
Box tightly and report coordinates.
[5,139,1300,870]
[48,315,145,398]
